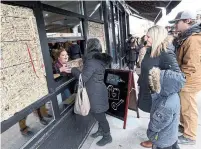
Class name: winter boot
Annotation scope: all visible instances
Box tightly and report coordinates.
[91,126,103,138]
[96,132,112,146]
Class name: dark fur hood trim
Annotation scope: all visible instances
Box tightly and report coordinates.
[93,53,113,65]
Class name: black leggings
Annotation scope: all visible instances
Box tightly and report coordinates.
[153,141,180,149]
[92,112,110,134]
[129,61,135,70]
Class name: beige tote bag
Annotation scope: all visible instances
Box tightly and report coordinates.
[74,74,90,116]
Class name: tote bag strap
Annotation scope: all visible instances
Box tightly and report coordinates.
[79,74,84,88]
[79,74,86,88]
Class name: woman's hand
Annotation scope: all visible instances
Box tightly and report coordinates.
[66,67,72,73]
[59,66,68,73]
[59,64,71,73]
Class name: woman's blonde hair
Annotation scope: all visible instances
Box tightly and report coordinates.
[147,25,170,57]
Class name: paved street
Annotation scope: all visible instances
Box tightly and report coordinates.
[81,91,201,149]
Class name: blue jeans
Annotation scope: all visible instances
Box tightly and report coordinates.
[64,89,71,99]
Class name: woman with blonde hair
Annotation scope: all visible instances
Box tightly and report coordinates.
[138,25,181,148]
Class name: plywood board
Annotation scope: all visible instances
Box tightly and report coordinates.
[0,62,48,120]
[0,3,48,121]
[88,21,106,52]
[1,16,16,42]
[1,83,48,121]
[0,41,40,68]
[13,17,33,41]
[0,3,33,18]
[88,21,102,28]
[1,16,35,42]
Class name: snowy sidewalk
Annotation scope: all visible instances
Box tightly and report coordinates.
[81,92,201,149]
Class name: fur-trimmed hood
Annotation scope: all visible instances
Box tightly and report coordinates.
[84,50,113,66]
[149,67,186,97]
[93,53,113,65]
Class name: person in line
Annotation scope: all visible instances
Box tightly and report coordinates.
[147,67,185,149]
[70,38,113,146]
[125,35,132,67]
[169,10,201,145]
[68,41,82,60]
[138,26,181,148]
[128,37,138,70]
[19,105,52,136]
[135,37,142,63]
[136,35,147,68]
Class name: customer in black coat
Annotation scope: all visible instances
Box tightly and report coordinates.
[138,26,181,148]
[71,38,113,147]
[68,41,82,60]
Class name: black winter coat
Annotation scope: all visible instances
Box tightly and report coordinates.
[69,44,82,60]
[138,44,181,113]
[71,50,113,113]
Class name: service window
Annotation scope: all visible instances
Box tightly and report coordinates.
[42,11,84,80]
[41,1,83,14]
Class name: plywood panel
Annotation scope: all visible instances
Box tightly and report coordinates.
[1,16,34,42]
[0,41,40,68]
[31,17,41,45]
[0,62,47,101]
[13,17,33,41]
[0,3,33,18]
[89,28,104,37]
[1,83,48,121]
[88,21,101,28]
[1,16,16,42]
[88,21,106,52]
[0,62,48,120]
[0,3,48,121]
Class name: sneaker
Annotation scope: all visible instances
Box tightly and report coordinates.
[178,135,196,145]
[178,125,184,133]
[96,133,112,146]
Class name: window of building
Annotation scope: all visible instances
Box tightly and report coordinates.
[43,11,83,37]
[56,79,77,114]
[85,1,103,20]
[1,102,54,149]
[43,11,84,80]
[41,1,83,14]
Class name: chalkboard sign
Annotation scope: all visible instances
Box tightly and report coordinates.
[104,69,139,129]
